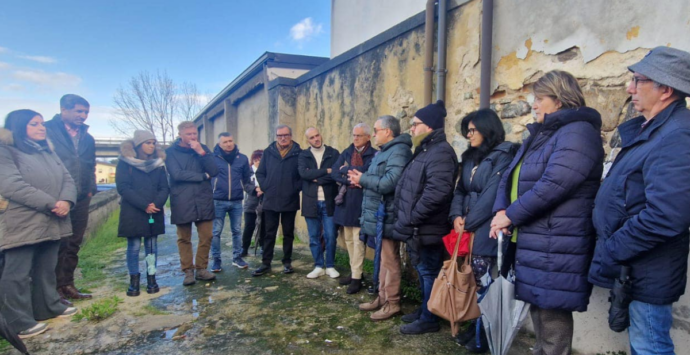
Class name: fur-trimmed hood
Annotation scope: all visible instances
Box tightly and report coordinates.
[119,139,166,160]
[0,127,55,151]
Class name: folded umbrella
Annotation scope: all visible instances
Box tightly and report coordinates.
[479,231,530,355]
[0,297,29,354]
[371,201,385,294]
[608,265,632,332]
[253,198,264,256]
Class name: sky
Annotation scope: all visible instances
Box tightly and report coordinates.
[0,1,331,137]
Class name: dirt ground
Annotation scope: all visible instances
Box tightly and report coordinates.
[2,216,535,355]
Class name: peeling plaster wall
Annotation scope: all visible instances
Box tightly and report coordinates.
[284,0,690,353]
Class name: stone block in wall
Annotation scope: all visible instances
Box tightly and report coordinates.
[500,100,531,119]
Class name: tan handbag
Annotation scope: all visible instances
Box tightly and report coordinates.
[427,226,481,336]
[0,195,7,213]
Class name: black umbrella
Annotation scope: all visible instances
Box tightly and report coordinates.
[406,228,421,267]
[0,301,29,354]
[253,198,264,256]
[608,265,633,332]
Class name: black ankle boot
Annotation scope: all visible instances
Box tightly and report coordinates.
[147,274,160,294]
[464,320,489,353]
[455,320,477,345]
[127,274,140,297]
[346,278,362,294]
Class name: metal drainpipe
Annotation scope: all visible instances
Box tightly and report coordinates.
[436,0,448,102]
[423,0,435,106]
[479,0,494,109]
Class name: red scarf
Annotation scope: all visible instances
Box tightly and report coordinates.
[351,141,370,167]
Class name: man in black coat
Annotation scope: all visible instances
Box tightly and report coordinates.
[298,127,340,280]
[331,123,376,293]
[165,121,219,286]
[45,94,96,303]
[252,125,303,276]
[394,100,458,334]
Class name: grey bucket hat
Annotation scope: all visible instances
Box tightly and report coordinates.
[628,46,690,95]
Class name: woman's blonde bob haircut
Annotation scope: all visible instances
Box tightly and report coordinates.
[533,70,586,109]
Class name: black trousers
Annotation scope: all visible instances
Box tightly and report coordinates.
[56,196,90,287]
[242,212,265,255]
[261,210,296,266]
[0,240,67,334]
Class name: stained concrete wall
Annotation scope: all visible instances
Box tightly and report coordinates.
[277,0,690,353]
[84,189,120,242]
[237,88,270,155]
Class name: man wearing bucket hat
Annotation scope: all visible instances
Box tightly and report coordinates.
[589,46,690,354]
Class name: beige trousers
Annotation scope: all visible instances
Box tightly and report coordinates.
[342,226,366,279]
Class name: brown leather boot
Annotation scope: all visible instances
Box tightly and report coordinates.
[358,296,383,311]
[62,285,92,300]
[57,287,73,306]
[370,301,401,321]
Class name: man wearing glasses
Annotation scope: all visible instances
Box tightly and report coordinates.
[590,46,690,354]
[252,125,303,276]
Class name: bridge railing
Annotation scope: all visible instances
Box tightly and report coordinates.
[94,137,127,145]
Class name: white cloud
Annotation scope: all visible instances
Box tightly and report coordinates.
[19,55,57,64]
[289,17,323,43]
[12,69,81,89]
[2,84,25,92]
[0,62,10,70]
[0,46,8,54]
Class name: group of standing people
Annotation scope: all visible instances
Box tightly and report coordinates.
[0,94,96,339]
[1,46,688,355]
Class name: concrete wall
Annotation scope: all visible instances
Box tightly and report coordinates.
[84,189,120,241]
[237,88,270,155]
[277,0,690,353]
[331,0,427,57]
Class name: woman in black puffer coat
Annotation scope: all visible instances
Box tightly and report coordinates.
[116,130,169,297]
[449,109,518,351]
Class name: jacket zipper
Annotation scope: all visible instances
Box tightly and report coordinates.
[228,162,232,200]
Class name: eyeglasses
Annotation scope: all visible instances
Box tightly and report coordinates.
[466,128,477,137]
[410,121,425,128]
[631,76,653,87]
[352,134,368,138]
[373,127,388,134]
[276,134,291,138]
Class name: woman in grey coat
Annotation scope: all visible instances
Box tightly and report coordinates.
[0,110,78,339]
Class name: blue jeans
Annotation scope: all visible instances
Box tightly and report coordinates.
[415,243,444,323]
[126,236,158,275]
[212,200,243,261]
[305,201,337,268]
[629,301,674,355]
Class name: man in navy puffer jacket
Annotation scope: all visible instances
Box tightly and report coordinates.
[211,132,251,272]
[589,47,690,355]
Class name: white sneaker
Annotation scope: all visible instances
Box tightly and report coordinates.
[325,268,340,279]
[58,307,78,318]
[306,267,325,279]
[18,323,47,339]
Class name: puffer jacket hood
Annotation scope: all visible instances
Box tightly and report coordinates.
[119,139,166,160]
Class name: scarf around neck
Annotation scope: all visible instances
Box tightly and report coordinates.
[119,155,165,173]
[277,141,294,159]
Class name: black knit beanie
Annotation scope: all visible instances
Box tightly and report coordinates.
[414,100,446,130]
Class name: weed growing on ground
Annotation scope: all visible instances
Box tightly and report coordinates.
[73,295,123,322]
[132,304,170,316]
[76,209,126,289]
[0,339,9,352]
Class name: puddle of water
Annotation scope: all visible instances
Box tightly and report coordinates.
[192,299,198,310]
[163,328,178,339]
[208,296,214,304]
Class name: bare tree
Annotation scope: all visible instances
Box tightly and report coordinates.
[178,82,207,122]
[110,71,206,146]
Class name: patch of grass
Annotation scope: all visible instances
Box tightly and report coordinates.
[76,209,126,289]
[0,339,10,352]
[73,295,123,322]
[143,304,169,315]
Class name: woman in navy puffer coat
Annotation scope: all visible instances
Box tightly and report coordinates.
[491,70,604,355]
